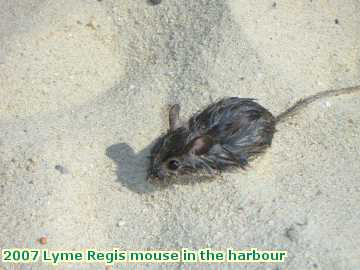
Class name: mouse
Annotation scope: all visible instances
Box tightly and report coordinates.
[147,85,360,180]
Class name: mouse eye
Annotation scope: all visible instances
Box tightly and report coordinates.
[167,159,180,171]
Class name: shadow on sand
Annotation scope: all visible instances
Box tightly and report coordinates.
[106,142,157,193]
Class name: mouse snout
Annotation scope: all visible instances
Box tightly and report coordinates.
[147,166,165,180]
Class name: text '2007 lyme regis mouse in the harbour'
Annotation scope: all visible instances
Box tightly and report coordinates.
[147,86,360,180]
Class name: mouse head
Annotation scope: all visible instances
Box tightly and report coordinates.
[147,129,215,180]
[147,104,215,180]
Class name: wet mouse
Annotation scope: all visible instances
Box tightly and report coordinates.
[148,86,360,180]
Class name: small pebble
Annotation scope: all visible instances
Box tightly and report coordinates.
[117,220,126,227]
[149,0,161,5]
[28,158,35,164]
[285,226,297,242]
[55,165,69,174]
[86,21,96,30]
[39,236,47,245]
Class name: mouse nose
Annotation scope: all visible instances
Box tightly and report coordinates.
[147,168,165,181]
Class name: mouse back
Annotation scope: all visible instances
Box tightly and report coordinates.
[188,97,276,169]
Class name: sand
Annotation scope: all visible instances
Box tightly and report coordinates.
[0,0,359,269]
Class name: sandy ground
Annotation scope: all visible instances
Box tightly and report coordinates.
[0,0,360,269]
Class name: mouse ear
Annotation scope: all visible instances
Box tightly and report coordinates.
[188,136,214,155]
[169,104,181,131]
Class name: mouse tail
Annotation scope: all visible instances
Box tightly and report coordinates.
[275,85,360,124]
